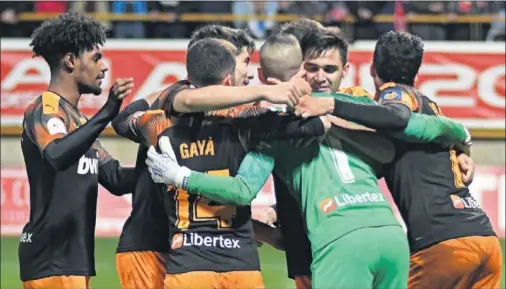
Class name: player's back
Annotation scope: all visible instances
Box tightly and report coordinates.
[20,91,100,281]
[159,114,260,274]
[383,88,495,252]
[273,92,401,252]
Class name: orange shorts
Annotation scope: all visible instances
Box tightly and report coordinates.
[164,270,264,289]
[116,251,168,289]
[22,276,90,289]
[294,275,312,289]
[409,235,502,289]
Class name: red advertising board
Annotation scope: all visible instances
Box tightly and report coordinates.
[1,166,504,238]
[1,40,504,134]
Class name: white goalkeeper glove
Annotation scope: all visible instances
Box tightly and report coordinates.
[146,136,192,188]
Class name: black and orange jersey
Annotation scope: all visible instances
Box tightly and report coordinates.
[116,97,172,254]
[120,96,324,273]
[378,82,495,252]
[19,91,134,281]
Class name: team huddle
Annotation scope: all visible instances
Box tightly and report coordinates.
[19,11,502,289]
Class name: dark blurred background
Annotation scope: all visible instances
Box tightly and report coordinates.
[1,1,505,41]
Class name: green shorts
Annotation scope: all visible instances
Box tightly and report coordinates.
[311,225,410,289]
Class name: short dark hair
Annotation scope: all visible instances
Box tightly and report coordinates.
[373,31,424,85]
[278,18,324,44]
[30,11,106,69]
[188,25,255,55]
[186,39,236,87]
[301,28,348,64]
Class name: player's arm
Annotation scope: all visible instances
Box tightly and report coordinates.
[93,140,135,196]
[296,95,412,129]
[112,90,164,142]
[186,150,274,205]
[114,108,173,148]
[252,220,285,251]
[230,107,328,140]
[171,76,309,113]
[296,84,420,130]
[147,139,276,206]
[28,81,131,171]
[390,114,472,155]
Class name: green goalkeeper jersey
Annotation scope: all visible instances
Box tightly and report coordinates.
[186,92,470,252]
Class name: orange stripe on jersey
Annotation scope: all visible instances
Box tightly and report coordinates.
[137,110,174,147]
[449,150,466,188]
[339,86,373,99]
[41,91,60,115]
[31,92,71,151]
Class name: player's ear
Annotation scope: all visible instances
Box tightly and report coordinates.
[342,62,350,79]
[370,63,376,78]
[257,67,267,84]
[223,74,232,86]
[63,52,76,72]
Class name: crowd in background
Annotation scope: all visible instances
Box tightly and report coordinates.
[1,1,505,41]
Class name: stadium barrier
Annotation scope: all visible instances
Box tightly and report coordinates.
[1,39,504,138]
[1,166,504,238]
[16,12,504,24]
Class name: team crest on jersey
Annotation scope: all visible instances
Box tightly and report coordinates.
[46,117,67,135]
[319,197,337,214]
[380,87,403,101]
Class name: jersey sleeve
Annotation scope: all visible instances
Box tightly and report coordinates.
[25,91,123,171]
[93,139,136,196]
[186,148,276,206]
[232,107,325,148]
[390,113,470,145]
[377,82,419,111]
[161,80,192,117]
[27,103,70,154]
[124,110,174,147]
[111,99,151,142]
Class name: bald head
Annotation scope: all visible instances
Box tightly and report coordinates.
[259,33,302,82]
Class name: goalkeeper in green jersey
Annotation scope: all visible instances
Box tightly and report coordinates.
[145,31,471,289]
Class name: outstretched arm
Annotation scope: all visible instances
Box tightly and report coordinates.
[186,150,275,205]
[226,106,327,140]
[389,114,472,155]
[171,72,310,113]
[146,137,275,206]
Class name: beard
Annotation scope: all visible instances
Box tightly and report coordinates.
[79,82,102,96]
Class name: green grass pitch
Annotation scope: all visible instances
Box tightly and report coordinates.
[1,237,505,289]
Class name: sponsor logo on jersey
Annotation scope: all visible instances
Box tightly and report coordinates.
[171,232,240,249]
[319,198,337,214]
[19,232,33,243]
[450,194,481,210]
[77,155,98,175]
[320,192,387,215]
